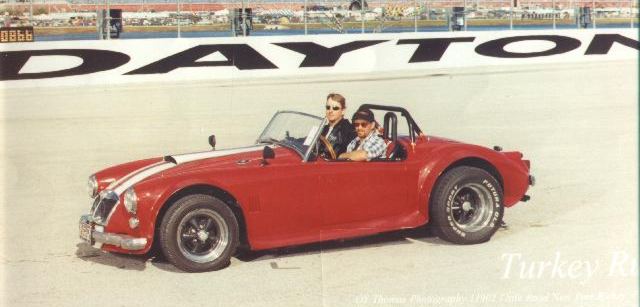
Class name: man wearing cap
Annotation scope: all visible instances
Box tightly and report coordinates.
[338,108,386,161]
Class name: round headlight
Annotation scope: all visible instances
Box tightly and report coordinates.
[124,188,138,214]
[88,175,98,198]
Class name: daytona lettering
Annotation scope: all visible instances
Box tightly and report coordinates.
[1,33,636,81]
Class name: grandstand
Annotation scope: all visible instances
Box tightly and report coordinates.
[1,0,636,29]
[1,0,636,12]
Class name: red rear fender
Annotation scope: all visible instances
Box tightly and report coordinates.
[417,146,531,221]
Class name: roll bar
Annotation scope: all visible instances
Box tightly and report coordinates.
[357,104,423,143]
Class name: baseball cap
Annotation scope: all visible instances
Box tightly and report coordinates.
[352,108,375,123]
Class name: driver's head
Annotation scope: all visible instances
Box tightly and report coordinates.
[352,108,376,139]
[325,93,346,125]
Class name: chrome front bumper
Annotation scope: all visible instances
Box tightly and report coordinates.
[79,214,147,251]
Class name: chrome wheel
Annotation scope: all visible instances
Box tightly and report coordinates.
[160,194,239,272]
[450,183,494,232]
[429,166,504,244]
[176,210,229,263]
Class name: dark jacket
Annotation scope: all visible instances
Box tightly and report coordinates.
[321,118,356,157]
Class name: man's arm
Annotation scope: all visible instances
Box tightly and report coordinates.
[338,150,368,161]
[338,136,386,161]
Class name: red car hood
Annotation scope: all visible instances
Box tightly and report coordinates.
[102,145,267,195]
[159,145,273,176]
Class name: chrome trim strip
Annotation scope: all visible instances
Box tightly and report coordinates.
[80,214,147,250]
[92,232,148,250]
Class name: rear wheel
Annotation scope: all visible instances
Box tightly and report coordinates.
[159,194,239,272]
[429,166,504,244]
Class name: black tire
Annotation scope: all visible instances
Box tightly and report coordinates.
[429,166,504,244]
[159,194,239,272]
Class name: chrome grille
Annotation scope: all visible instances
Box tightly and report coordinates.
[90,197,100,213]
[90,190,119,225]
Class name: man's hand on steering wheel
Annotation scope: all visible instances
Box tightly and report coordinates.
[318,136,337,160]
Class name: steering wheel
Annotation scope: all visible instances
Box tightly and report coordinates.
[319,136,337,160]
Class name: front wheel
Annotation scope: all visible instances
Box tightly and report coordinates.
[159,194,239,272]
[429,166,504,244]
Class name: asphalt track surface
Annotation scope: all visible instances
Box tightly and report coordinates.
[1,60,638,306]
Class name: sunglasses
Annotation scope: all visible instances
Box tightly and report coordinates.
[325,105,341,111]
[353,122,370,128]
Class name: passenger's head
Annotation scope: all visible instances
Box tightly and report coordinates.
[352,108,376,139]
[325,93,346,125]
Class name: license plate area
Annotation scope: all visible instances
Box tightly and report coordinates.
[79,221,94,245]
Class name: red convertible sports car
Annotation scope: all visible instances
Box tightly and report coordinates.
[79,104,534,272]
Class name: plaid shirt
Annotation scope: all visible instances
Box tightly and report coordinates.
[346,131,386,160]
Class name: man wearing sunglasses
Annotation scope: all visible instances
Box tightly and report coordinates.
[320,93,356,158]
[338,108,386,161]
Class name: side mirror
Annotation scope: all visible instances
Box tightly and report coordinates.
[261,146,275,166]
[208,135,216,150]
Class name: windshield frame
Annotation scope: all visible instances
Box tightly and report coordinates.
[256,111,325,162]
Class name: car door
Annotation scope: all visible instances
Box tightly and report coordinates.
[246,148,323,248]
[314,159,410,234]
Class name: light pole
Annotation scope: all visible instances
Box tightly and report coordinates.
[510,0,513,30]
[592,0,596,28]
[241,0,246,37]
[631,0,634,28]
[552,0,556,29]
[106,0,110,40]
[414,0,417,32]
[361,0,365,33]
[463,0,467,31]
[426,0,430,21]
[304,0,308,35]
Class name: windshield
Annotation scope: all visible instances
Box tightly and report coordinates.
[257,111,324,159]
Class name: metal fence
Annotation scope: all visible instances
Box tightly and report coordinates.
[0,0,637,39]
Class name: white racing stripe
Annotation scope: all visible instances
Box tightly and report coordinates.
[111,145,264,195]
[168,145,264,164]
[106,160,166,191]
[113,162,175,195]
